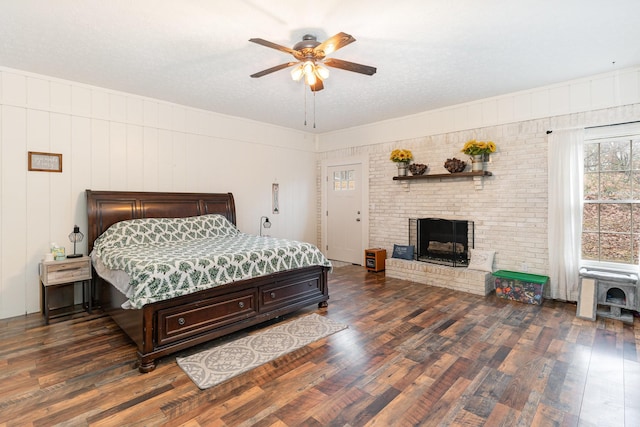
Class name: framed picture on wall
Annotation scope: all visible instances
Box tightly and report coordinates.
[28,151,62,172]
[272,183,279,214]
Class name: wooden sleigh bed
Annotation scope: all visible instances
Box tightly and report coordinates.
[86,190,330,373]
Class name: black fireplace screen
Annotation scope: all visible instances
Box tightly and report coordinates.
[409,218,474,267]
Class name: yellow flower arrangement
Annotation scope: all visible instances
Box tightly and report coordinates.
[390,149,413,163]
[461,139,497,156]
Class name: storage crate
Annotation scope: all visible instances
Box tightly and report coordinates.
[493,270,548,305]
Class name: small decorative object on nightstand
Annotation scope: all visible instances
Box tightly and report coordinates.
[40,255,92,324]
[67,225,84,258]
[365,248,386,272]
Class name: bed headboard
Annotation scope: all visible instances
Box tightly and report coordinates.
[86,190,236,254]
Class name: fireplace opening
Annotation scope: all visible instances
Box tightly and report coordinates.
[409,218,474,267]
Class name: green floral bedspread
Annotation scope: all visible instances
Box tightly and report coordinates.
[92,215,331,308]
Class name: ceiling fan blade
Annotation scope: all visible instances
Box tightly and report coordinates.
[323,58,377,76]
[249,38,299,56]
[310,79,324,92]
[250,62,298,78]
[314,32,356,57]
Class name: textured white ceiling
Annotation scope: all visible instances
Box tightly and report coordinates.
[1,0,640,133]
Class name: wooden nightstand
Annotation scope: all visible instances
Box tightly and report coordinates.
[40,256,92,324]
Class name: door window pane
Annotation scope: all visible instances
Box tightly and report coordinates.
[332,169,356,191]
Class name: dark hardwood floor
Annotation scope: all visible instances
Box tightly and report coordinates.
[1,265,639,426]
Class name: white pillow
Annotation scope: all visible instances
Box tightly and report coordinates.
[467,249,495,272]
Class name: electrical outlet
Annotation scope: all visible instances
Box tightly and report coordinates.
[521,262,528,272]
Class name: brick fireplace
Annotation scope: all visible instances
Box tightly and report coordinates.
[385,258,493,296]
[385,217,491,296]
[409,218,474,267]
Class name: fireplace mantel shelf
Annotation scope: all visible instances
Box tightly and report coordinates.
[393,171,492,181]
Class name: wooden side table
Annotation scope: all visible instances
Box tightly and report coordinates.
[365,248,386,272]
[40,256,92,324]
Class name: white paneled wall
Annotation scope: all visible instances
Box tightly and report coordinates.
[0,67,317,319]
[317,67,640,151]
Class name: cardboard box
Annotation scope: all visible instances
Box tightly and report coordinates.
[493,270,548,305]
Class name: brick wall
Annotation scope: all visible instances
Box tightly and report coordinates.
[370,124,548,276]
[318,104,640,289]
[385,258,494,296]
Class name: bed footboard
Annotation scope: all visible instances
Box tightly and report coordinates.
[100,265,329,372]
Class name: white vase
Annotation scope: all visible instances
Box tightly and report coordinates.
[397,162,408,176]
[471,155,485,172]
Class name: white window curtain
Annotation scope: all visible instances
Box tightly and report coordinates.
[548,129,584,301]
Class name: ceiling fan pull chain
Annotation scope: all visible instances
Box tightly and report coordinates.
[304,86,307,126]
[313,91,316,129]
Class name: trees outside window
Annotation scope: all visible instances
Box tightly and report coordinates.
[582,137,640,265]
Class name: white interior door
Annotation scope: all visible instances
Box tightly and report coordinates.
[327,164,363,264]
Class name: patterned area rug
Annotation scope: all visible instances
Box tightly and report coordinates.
[176,313,348,389]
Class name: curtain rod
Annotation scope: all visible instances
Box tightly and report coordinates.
[547,120,640,134]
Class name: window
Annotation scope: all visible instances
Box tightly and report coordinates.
[333,169,356,191]
[582,134,640,266]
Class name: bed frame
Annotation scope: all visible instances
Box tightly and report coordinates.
[86,190,329,373]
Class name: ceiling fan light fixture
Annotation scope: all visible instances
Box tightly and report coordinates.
[290,64,304,81]
[304,70,317,86]
[302,60,314,74]
[303,61,317,85]
[315,64,330,80]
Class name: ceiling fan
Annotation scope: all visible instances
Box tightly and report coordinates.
[249,32,377,92]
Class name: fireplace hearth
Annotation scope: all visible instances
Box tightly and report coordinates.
[409,218,474,267]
